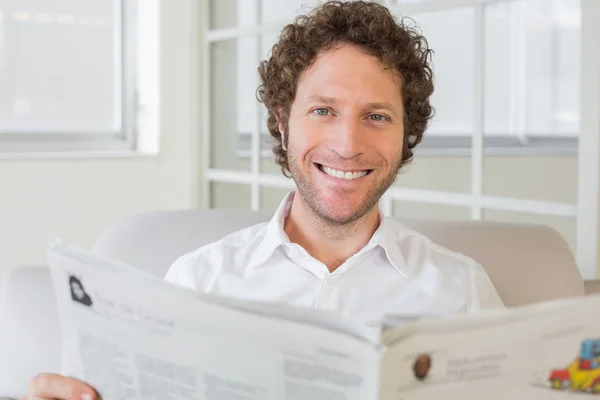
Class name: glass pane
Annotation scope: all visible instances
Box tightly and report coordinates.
[483,210,576,254]
[393,157,471,193]
[395,0,439,4]
[260,0,320,25]
[260,186,293,212]
[210,0,319,30]
[210,182,251,209]
[483,2,511,136]
[391,201,471,221]
[396,0,580,137]
[210,38,257,170]
[483,156,577,203]
[261,154,286,175]
[0,0,118,132]
[210,0,247,30]
[406,7,476,136]
[483,0,580,137]
[258,31,283,174]
[551,0,580,135]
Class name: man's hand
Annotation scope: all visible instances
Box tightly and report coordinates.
[21,373,97,400]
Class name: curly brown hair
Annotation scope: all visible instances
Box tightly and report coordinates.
[256,0,434,177]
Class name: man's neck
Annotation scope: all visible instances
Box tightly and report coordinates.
[283,192,381,272]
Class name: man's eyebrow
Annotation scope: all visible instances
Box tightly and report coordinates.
[305,96,400,117]
[306,95,338,104]
[366,102,399,116]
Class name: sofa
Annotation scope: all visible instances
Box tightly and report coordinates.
[0,209,598,398]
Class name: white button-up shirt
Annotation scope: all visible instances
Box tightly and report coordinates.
[164,193,504,324]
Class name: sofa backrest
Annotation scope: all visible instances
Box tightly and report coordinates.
[92,209,586,306]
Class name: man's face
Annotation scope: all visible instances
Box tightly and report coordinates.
[282,44,405,224]
[413,355,432,380]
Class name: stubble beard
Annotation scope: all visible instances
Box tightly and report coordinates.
[287,145,403,227]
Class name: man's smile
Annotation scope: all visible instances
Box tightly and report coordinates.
[314,163,373,181]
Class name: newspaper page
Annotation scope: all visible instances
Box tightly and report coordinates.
[47,243,382,400]
[379,294,600,399]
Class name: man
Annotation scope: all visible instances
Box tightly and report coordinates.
[24,1,503,398]
[69,276,93,308]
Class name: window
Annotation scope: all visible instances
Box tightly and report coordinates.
[229,0,581,156]
[0,0,157,154]
[398,0,580,153]
[205,0,599,278]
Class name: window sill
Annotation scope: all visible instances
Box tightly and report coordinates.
[0,150,159,161]
[414,136,578,156]
[413,146,578,157]
[0,132,159,160]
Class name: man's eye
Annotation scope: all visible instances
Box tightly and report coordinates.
[314,108,329,116]
[369,114,387,122]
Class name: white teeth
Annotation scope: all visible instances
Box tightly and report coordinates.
[320,165,368,180]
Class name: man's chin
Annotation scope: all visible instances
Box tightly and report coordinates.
[292,175,384,225]
[312,201,374,225]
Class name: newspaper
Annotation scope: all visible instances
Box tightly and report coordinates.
[47,242,600,399]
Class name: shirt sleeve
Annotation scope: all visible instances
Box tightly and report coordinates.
[470,260,505,311]
[163,254,196,289]
[163,247,220,292]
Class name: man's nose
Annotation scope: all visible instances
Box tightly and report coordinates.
[328,116,366,160]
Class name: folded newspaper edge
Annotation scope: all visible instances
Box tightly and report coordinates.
[47,240,600,348]
[48,241,382,344]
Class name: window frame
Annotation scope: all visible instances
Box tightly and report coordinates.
[0,0,139,155]
[388,0,582,155]
[204,0,599,278]
[230,0,581,158]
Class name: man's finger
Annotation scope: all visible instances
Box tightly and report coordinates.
[28,373,96,400]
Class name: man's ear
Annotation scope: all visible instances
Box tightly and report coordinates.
[277,108,287,151]
[279,124,287,151]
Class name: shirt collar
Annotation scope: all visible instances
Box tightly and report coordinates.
[247,192,409,277]
[247,192,295,269]
[366,211,409,277]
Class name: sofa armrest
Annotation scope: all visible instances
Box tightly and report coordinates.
[584,279,600,295]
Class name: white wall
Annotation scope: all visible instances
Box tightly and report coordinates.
[0,0,197,276]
